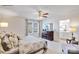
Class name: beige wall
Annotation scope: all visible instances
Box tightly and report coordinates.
[0,16,26,38]
[70,17,79,41]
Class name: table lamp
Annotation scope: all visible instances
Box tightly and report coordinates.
[70,26,77,40]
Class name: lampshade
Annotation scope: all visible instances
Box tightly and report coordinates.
[0,22,8,27]
[70,26,77,32]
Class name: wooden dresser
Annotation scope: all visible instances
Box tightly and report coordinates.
[42,31,54,41]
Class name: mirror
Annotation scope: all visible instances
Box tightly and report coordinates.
[42,23,53,31]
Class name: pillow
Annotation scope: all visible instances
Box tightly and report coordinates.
[1,33,19,51]
[0,31,6,38]
[19,40,47,54]
[1,35,11,51]
[0,32,19,53]
[0,38,5,53]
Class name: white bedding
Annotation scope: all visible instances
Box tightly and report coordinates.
[24,35,62,54]
[24,35,79,54]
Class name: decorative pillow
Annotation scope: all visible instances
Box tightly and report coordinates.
[0,38,5,53]
[12,34,19,47]
[1,35,11,51]
[0,32,19,52]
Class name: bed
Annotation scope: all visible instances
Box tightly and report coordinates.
[23,35,79,54]
[22,35,62,54]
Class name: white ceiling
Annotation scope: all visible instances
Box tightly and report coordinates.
[0,5,79,20]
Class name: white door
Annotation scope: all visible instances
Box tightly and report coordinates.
[27,20,40,37]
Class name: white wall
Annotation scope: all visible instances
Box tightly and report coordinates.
[0,16,26,38]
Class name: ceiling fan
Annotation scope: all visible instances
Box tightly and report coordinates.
[38,10,48,18]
